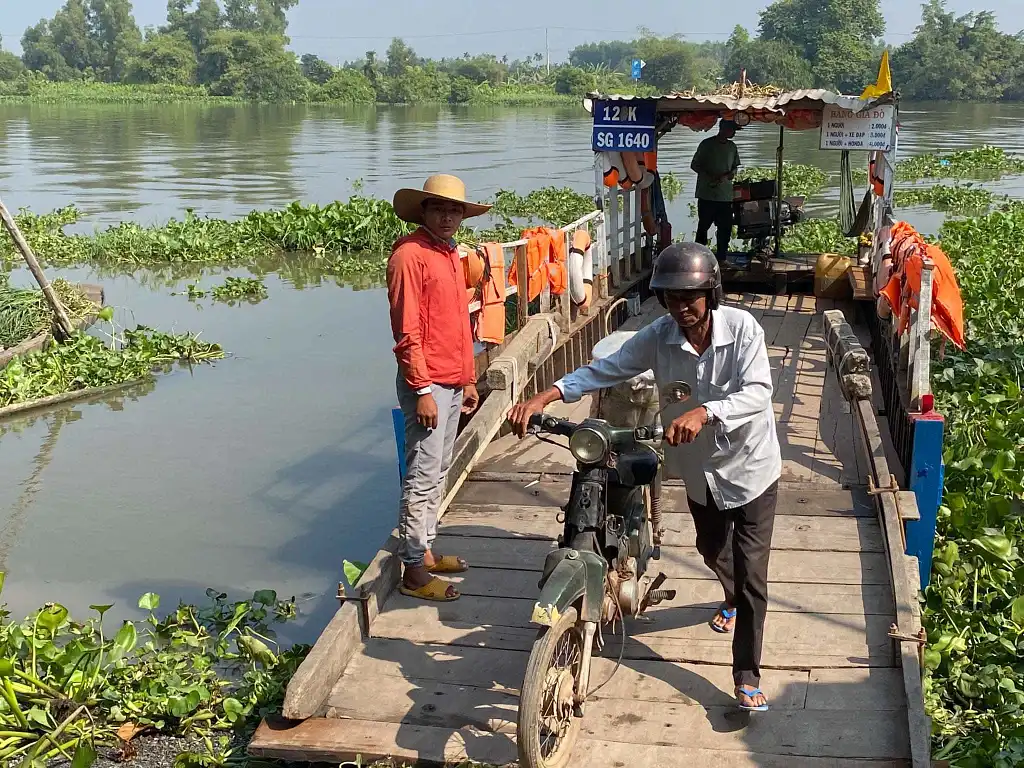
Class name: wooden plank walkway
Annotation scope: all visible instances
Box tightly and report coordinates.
[251,294,926,767]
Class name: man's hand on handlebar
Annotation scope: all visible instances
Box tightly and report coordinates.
[508,387,564,439]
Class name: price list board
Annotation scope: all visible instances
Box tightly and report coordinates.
[819,105,895,152]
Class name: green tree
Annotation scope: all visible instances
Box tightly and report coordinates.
[758,0,884,91]
[310,68,375,102]
[554,65,597,96]
[300,53,335,84]
[49,0,101,75]
[165,0,223,54]
[223,0,297,36]
[198,29,304,99]
[384,38,418,78]
[380,63,449,103]
[88,0,142,81]
[125,30,196,84]
[634,34,698,91]
[569,40,635,72]
[892,0,1020,101]
[727,25,814,89]
[21,22,75,80]
[0,50,26,82]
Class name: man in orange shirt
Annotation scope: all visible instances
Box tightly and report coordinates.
[387,175,490,602]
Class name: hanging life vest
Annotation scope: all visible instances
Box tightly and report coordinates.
[509,227,568,302]
[461,243,507,346]
[879,221,966,351]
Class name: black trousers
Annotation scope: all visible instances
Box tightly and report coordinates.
[695,199,733,261]
[689,480,778,688]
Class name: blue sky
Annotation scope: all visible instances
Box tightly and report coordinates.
[3,0,1022,63]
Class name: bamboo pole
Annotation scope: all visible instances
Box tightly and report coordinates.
[0,196,75,338]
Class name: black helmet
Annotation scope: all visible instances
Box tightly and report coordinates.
[651,242,723,310]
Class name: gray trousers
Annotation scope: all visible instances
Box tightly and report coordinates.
[397,377,464,567]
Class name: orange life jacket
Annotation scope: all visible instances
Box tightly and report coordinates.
[869,154,885,197]
[880,221,966,350]
[509,227,568,302]
[475,243,506,345]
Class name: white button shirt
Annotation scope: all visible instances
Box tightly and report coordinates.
[554,306,782,510]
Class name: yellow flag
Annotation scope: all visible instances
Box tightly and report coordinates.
[860,50,893,99]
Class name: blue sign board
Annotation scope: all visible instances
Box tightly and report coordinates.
[592,99,657,152]
[631,58,643,80]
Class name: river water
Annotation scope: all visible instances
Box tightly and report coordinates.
[0,101,1023,640]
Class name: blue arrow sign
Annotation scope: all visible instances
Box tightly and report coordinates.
[631,58,644,80]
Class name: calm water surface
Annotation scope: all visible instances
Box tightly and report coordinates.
[0,102,1022,639]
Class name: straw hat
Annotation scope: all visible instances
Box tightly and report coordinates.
[392,174,491,225]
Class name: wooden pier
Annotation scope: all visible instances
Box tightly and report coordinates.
[250,285,930,767]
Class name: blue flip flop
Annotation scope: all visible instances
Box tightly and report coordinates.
[709,604,736,634]
[737,686,770,712]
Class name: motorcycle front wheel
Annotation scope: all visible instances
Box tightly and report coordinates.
[517,606,585,768]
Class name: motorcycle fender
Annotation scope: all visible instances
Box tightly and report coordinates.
[532,549,606,626]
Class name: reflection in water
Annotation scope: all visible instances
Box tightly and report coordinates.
[0,102,1021,633]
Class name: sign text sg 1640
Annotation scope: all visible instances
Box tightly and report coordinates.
[592,99,657,152]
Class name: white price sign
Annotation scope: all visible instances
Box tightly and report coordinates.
[819,105,895,151]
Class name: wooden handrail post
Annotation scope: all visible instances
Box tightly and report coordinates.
[0,197,75,338]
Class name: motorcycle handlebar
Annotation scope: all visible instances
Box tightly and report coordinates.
[528,414,576,437]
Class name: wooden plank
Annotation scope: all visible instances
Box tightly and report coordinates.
[431,534,892,584]
[455,481,877,518]
[442,504,885,552]
[340,639,812,708]
[249,716,910,767]
[854,397,931,768]
[373,593,894,658]
[249,715,517,766]
[320,675,909,760]
[439,566,893,615]
[773,311,815,350]
[806,668,907,710]
[281,603,362,720]
[366,615,893,668]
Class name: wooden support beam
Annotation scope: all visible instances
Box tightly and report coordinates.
[822,309,873,401]
[281,602,361,720]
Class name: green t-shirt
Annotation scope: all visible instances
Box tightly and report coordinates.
[692,137,741,203]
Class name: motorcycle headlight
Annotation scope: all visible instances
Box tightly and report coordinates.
[569,427,609,465]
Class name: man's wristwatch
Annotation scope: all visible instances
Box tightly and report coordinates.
[416,386,432,396]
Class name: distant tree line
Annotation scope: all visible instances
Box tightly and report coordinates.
[0,0,1022,103]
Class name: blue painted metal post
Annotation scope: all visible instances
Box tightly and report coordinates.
[392,407,407,483]
[906,413,945,590]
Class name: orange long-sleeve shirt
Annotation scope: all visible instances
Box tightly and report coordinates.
[387,228,475,391]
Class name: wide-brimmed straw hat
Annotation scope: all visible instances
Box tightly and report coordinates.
[392,174,491,225]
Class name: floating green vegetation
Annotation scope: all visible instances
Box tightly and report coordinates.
[183,277,269,305]
[660,171,684,202]
[924,202,1024,766]
[736,163,829,199]
[894,184,1000,216]
[780,218,855,255]
[0,329,223,409]
[897,146,1024,181]
[0,80,237,105]
[0,278,98,348]
[0,187,599,286]
[0,578,305,767]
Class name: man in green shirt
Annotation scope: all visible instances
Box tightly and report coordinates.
[691,118,741,263]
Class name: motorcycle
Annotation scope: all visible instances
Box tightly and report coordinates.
[731,178,806,267]
[515,382,691,768]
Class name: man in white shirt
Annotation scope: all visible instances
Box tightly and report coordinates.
[508,242,781,712]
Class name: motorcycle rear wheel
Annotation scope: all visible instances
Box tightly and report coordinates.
[517,606,585,768]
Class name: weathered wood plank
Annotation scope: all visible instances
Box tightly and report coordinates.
[439,566,893,615]
[373,593,893,657]
[281,603,362,720]
[455,481,877,518]
[431,534,892,584]
[340,639,811,708]
[854,397,931,768]
[249,716,910,767]
[442,504,885,552]
[806,668,906,711]
[320,675,909,760]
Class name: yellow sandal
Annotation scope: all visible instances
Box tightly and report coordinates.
[400,577,460,602]
[427,555,469,574]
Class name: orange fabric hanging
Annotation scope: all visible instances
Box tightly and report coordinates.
[461,245,486,303]
[475,243,506,345]
[508,227,568,302]
[879,221,966,350]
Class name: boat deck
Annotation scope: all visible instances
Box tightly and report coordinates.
[250,294,921,767]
